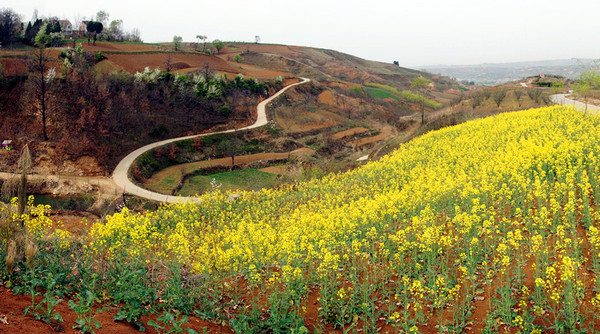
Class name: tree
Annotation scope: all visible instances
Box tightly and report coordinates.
[393,60,399,66]
[164,54,173,72]
[86,21,103,45]
[0,8,21,47]
[410,76,430,125]
[513,90,523,107]
[108,19,123,41]
[172,35,182,51]
[470,92,484,110]
[574,81,591,113]
[125,28,142,42]
[575,68,600,113]
[527,88,543,104]
[26,46,54,141]
[95,10,109,25]
[218,134,243,170]
[492,89,507,108]
[24,19,42,44]
[34,23,51,47]
[213,39,225,54]
[254,35,260,44]
[196,34,207,52]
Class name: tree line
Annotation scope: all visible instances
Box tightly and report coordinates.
[0,8,142,48]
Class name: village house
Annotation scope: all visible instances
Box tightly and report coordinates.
[56,20,72,34]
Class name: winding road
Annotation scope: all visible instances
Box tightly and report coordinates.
[550,93,600,114]
[111,77,310,203]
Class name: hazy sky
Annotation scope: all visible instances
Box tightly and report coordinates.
[5,0,600,67]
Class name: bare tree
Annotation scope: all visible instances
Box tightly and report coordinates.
[513,90,523,107]
[492,89,507,108]
[26,47,54,141]
[165,54,173,73]
[470,92,484,110]
[527,89,543,104]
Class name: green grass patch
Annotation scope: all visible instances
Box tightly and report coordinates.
[365,82,442,109]
[364,87,401,100]
[178,169,278,196]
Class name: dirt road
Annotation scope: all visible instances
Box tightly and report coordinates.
[550,93,600,114]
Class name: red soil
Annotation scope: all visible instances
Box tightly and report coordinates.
[80,42,159,53]
[331,127,369,140]
[317,90,336,106]
[0,286,228,334]
[349,130,392,148]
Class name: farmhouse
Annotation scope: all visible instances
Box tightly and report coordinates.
[56,20,72,33]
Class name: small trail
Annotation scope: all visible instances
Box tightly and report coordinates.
[111,77,310,203]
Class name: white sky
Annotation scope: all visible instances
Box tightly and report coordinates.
[5,0,600,67]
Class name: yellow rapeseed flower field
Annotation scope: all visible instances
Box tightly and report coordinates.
[10,105,600,332]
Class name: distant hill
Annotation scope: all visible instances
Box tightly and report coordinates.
[419,58,596,86]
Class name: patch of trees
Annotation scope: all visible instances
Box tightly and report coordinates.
[0,8,21,46]
[86,21,103,45]
[0,46,278,172]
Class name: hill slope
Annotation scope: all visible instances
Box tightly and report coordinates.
[71,105,600,332]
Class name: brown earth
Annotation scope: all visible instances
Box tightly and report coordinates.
[259,164,289,174]
[349,130,393,148]
[78,43,292,79]
[331,127,368,140]
[0,286,229,334]
[275,108,346,133]
[317,90,336,106]
[79,42,160,53]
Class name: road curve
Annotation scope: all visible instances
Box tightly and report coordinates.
[112,77,310,203]
[550,93,600,114]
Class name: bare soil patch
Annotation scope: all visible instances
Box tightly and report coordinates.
[80,42,159,53]
[259,165,289,174]
[317,90,336,106]
[275,108,346,133]
[0,286,228,334]
[331,127,368,140]
[350,130,392,148]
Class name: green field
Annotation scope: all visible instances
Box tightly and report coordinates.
[364,87,401,100]
[178,168,278,196]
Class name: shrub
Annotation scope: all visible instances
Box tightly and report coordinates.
[95,51,107,62]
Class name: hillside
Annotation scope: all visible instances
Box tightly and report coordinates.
[3,106,600,332]
[0,41,460,179]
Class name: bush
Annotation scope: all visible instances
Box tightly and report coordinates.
[95,51,107,62]
[233,54,242,63]
[348,86,365,98]
[217,105,231,116]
